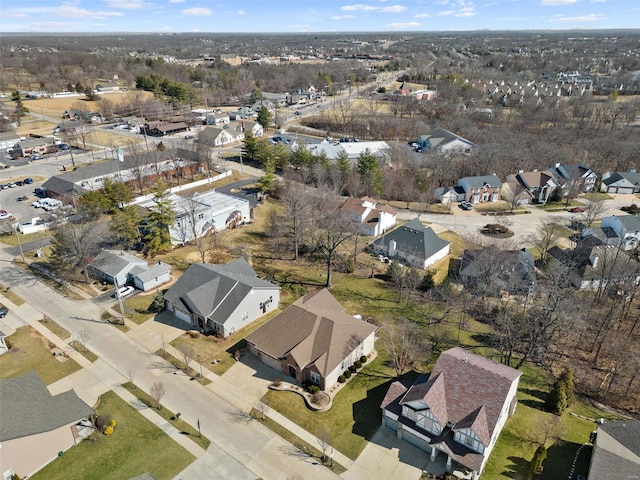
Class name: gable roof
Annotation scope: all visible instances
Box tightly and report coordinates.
[164,257,278,323]
[460,247,536,292]
[89,249,148,277]
[418,127,476,152]
[602,171,640,187]
[0,371,94,442]
[41,175,88,198]
[516,170,558,189]
[459,174,502,189]
[245,289,376,377]
[588,420,640,480]
[372,218,450,262]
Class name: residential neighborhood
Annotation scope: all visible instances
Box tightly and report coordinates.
[1,27,639,480]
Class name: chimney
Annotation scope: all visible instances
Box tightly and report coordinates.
[555,162,561,169]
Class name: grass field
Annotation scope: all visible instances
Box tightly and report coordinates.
[30,391,195,480]
[122,382,211,450]
[0,326,81,384]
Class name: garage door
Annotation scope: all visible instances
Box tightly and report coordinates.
[260,352,282,372]
[402,429,432,453]
[384,416,398,431]
[618,187,634,195]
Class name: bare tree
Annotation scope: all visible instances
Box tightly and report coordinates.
[149,382,165,409]
[280,178,314,261]
[126,368,136,388]
[174,194,210,262]
[533,221,564,264]
[255,394,270,421]
[316,426,332,463]
[177,345,195,373]
[580,196,606,228]
[380,317,429,378]
[77,329,91,347]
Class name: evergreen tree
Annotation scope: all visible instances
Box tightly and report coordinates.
[356,149,383,196]
[78,190,110,220]
[529,444,547,478]
[103,178,133,211]
[256,106,273,130]
[242,132,259,162]
[545,366,575,415]
[110,206,143,249]
[257,158,278,195]
[143,180,175,256]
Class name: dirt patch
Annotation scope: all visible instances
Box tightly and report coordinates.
[23,90,154,118]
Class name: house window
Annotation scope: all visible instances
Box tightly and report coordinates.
[310,371,321,385]
[242,312,249,322]
[465,435,473,447]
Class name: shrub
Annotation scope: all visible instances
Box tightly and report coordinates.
[343,370,352,378]
[271,379,282,387]
[109,419,117,428]
[104,425,114,435]
[338,375,346,383]
[360,355,367,364]
[308,385,320,394]
[529,444,547,478]
[311,392,325,405]
[354,360,362,369]
[94,414,112,431]
[349,365,357,373]
[188,330,200,338]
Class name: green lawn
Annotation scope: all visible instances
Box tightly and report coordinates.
[69,340,99,362]
[264,352,415,460]
[122,382,211,450]
[31,391,195,480]
[123,292,159,325]
[0,284,25,305]
[483,363,617,480]
[0,326,81,384]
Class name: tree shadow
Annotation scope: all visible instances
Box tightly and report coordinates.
[278,444,314,459]
[226,408,253,424]
[502,455,529,479]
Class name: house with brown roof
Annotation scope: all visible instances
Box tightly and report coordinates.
[143,121,189,137]
[339,196,397,236]
[245,289,377,391]
[506,169,559,204]
[381,347,522,479]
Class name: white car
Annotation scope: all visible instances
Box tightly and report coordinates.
[113,286,135,298]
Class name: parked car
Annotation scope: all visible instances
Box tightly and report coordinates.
[15,181,24,186]
[184,135,194,139]
[17,196,27,202]
[0,305,8,318]
[58,143,70,150]
[23,178,34,184]
[113,286,135,298]
[569,206,585,213]
[30,154,44,160]
[459,201,473,211]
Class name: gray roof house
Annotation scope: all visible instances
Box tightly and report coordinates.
[458,174,502,204]
[587,419,640,480]
[601,171,640,194]
[550,163,597,193]
[0,371,94,479]
[87,250,171,291]
[460,247,536,296]
[381,347,521,479]
[164,257,280,337]
[418,128,477,155]
[245,289,377,391]
[600,215,640,250]
[372,218,451,269]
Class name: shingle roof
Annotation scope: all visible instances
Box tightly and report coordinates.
[588,420,640,480]
[41,176,88,198]
[388,347,521,471]
[164,258,278,324]
[602,171,640,187]
[517,170,557,189]
[0,371,94,441]
[245,289,376,376]
[134,262,171,283]
[372,218,450,263]
[418,127,476,151]
[89,250,147,277]
[459,174,502,189]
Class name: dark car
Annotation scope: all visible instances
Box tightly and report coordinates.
[58,143,70,150]
[0,306,8,318]
[17,196,27,201]
[30,154,44,160]
[15,181,24,186]
[24,178,34,184]
[569,207,586,213]
[459,201,473,211]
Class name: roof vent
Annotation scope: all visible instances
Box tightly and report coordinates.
[463,357,468,363]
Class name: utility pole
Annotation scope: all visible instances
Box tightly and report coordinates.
[13,223,25,262]
[113,277,126,325]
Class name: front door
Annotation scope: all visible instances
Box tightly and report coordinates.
[288,365,296,379]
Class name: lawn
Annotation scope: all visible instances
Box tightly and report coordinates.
[0,284,25,305]
[154,349,211,385]
[263,352,413,460]
[170,308,282,376]
[483,363,618,480]
[122,382,211,450]
[40,316,71,340]
[31,391,195,480]
[69,340,99,362]
[0,326,81,384]
[0,230,50,248]
[123,292,159,325]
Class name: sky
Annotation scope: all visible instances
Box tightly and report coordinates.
[0,0,638,33]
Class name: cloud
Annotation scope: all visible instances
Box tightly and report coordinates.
[550,13,603,21]
[341,3,406,13]
[387,21,421,28]
[104,0,151,9]
[438,9,455,15]
[168,0,185,3]
[541,0,577,5]
[0,11,28,18]
[237,10,245,15]
[414,13,430,18]
[331,15,356,20]
[52,6,123,18]
[182,7,212,15]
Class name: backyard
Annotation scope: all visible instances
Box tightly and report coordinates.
[30,391,195,480]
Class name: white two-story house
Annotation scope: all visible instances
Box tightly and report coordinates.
[340,196,397,236]
[381,348,522,479]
